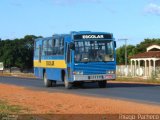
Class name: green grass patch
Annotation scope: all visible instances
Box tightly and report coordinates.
[116,77,160,84]
[0,100,29,114]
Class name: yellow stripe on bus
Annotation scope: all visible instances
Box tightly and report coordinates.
[34,60,67,69]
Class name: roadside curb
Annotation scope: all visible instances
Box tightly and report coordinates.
[109,80,160,85]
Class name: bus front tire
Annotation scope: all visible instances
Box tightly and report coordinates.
[43,73,52,87]
[98,80,107,88]
[64,76,72,89]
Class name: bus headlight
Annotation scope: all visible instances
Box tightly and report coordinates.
[107,70,115,74]
[73,71,83,75]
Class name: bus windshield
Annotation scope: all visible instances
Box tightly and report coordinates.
[74,40,114,63]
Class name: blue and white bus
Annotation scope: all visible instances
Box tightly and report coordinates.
[34,31,116,89]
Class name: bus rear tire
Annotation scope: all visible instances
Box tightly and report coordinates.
[64,76,72,89]
[98,80,107,88]
[74,81,84,87]
[43,73,52,87]
[52,80,56,87]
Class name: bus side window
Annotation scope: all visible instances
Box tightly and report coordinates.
[59,38,64,55]
[48,39,54,55]
[52,39,56,55]
[42,40,48,56]
[34,42,39,58]
[35,48,39,58]
[55,38,60,55]
[52,38,64,55]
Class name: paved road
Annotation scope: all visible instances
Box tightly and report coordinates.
[0,76,160,105]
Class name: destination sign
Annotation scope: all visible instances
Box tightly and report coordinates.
[74,34,112,40]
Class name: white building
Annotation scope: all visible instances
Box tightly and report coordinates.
[130,44,160,78]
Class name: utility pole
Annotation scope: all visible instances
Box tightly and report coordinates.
[118,38,128,76]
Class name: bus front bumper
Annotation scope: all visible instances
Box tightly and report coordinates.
[73,74,116,81]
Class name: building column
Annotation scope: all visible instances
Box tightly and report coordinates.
[134,60,137,76]
[138,60,140,76]
[147,60,149,76]
[149,60,151,77]
[144,60,147,77]
[153,60,156,75]
[131,60,133,76]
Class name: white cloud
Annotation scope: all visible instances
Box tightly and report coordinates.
[144,3,160,16]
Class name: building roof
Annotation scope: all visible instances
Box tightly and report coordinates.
[147,44,160,52]
[130,51,160,59]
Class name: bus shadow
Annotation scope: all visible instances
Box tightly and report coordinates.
[55,82,98,89]
[108,82,160,88]
[73,82,160,89]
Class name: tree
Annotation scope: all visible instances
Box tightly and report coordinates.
[116,38,160,65]
[0,35,40,71]
[116,45,135,65]
[135,38,160,54]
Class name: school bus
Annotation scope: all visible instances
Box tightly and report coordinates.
[34,31,116,89]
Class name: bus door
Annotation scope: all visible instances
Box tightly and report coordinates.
[66,43,72,79]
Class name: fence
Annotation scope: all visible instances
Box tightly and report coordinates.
[2,68,33,73]
[116,65,160,79]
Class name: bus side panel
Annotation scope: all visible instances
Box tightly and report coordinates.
[46,68,63,81]
[34,68,39,77]
[34,67,44,79]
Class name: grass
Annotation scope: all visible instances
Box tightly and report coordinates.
[116,77,160,84]
[0,100,56,120]
[0,100,29,114]
[0,72,35,78]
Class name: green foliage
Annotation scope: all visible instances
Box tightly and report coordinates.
[116,38,160,65]
[0,35,39,71]
[116,45,136,65]
[135,38,160,54]
[0,100,23,114]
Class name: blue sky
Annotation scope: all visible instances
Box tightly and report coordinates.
[0,0,160,47]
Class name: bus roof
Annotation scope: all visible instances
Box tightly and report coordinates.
[71,31,112,35]
[35,31,113,41]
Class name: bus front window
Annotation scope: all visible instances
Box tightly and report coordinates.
[74,40,114,63]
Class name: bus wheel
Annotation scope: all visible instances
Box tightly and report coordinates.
[43,73,52,87]
[52,80,56,87]
[74,81,84,87]
[98,80,107,88]
[64,76,72,89]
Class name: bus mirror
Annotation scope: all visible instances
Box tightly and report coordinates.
[70,43,75,50]
[114,41,116,48]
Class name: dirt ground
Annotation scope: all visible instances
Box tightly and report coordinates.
[0,83,160,115]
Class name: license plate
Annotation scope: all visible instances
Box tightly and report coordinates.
[89,75,103,80]
[105,75,113,79]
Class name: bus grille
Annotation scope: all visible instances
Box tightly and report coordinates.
[74,63,115,75]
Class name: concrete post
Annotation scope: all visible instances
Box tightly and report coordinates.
[138,60,140,76]
[153,60,156,76]
[149,60,151,77]
[131,60,133,76]
[134,60,137,76]
[144,60,147,76]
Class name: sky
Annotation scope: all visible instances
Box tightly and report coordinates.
[0,0,160,47]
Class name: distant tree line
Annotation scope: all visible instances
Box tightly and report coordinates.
[116,38,160,65]
[0,35,40,71]
[0,35,160,70]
